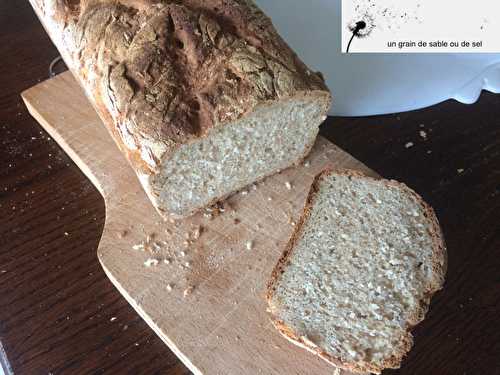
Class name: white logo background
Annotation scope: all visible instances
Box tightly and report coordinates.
[342,0,499,52]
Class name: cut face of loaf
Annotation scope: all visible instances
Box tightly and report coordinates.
[267,170,447,374]
[151,98,325,216]
[32,0,331,218]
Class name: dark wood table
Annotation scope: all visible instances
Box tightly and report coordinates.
[1,2,499,375]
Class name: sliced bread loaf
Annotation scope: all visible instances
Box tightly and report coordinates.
[30,0,331,218]
[267,170,446,374]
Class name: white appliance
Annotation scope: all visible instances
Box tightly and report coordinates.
[255,0,500,116]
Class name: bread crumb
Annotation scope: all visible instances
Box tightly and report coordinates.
[144,258,159,267]
[64,232,69,236]
[252,184,257,191]
[457,168,465,174]
[285,181,293,190]
[183,286,194,297]
[180,251,186,257]
[163,258,171,264]
[267,197,273,201]
[185,261,191,268]
[246,240,254,250]
[191,226,202,240]
[419,130,427,140]
[241,190,249,196]
[166,284,173,292]
[132,243,145,251]
[304,161,311,168]
[405,142,414,149]
[110,317,117,322]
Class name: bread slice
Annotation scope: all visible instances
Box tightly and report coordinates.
[267,170,446,374]
[31,0,331,218]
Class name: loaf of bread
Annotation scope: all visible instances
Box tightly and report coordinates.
[267,170,447,374]
[30,0,331,218]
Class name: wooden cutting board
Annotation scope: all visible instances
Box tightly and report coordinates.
[22,72,376,375]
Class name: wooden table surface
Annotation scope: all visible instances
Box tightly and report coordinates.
[1,2,499,375]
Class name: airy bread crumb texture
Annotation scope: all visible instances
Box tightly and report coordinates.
[153,98,323,216]
[268,171,446,374]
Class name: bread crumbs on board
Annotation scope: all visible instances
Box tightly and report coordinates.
[132,243,145,251]
[144,258,159,267]
[183,286,194,297]
[117,229,128,239]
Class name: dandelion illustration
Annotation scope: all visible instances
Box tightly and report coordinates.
[346,13,375,52]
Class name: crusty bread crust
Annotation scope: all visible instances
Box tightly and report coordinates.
[266,168,447,374]
[29,0,331,218]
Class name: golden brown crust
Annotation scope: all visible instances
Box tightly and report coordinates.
[30,0,330,216]
[266,168,447,374]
